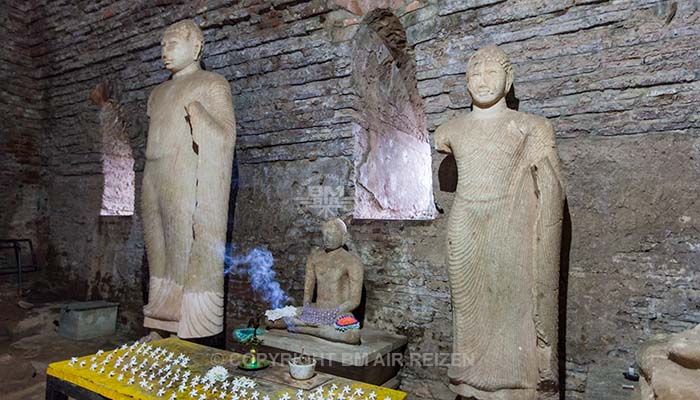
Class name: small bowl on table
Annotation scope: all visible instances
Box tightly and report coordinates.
[288,356,316,380]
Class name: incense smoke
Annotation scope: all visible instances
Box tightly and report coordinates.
[224,244,288,309]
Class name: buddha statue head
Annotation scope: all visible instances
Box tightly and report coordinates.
[466,45,514,109]
[322,218,347,251]
[161,19,204,73]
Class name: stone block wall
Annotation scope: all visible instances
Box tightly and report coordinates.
[0,1,47,267]
[5,0,699,398]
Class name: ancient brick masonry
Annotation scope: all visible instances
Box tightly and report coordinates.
[3,0,699,399]
[0,1,47,265]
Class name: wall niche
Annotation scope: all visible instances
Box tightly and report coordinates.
[351,9,436,220]
[90,81,135,217]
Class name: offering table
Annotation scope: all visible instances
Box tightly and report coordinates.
[46,337,406,400]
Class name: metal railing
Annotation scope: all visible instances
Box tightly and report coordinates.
[0,239,39,295]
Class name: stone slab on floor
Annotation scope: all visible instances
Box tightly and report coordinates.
[261,328,407,366]
[584,357,638,400]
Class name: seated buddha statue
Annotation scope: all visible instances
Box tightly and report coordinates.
[267,218,363,344]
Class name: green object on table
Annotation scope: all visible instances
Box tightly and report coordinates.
[234,328,268,370]
[233,327,265,343]
[239,356,271,371]
[239,360,270,370]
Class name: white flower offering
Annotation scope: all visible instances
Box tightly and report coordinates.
[204,365,229,382]
[265,305,298,321]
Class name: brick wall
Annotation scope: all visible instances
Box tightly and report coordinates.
[0,1,47,268]
[7,1,700,398]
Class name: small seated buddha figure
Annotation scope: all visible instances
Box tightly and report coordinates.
[268,218,363,344]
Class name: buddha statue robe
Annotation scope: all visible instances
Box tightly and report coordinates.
[142,69,236,338]
[436,109,564,399]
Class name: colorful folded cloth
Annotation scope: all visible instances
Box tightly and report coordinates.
[298,304,340,326]
[334,316,360,331]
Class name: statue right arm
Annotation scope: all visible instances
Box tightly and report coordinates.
[435,124,452,154]
[302,255,316,305]
[146,86,161,118]
[337,257,363,314]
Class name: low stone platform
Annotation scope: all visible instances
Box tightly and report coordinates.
[247,328,408,387]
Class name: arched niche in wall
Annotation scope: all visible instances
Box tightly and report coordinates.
[351,9,436,220]
[90,81,135,216]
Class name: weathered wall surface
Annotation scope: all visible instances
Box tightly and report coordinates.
[8,0,700,398]
[0,1,47,267]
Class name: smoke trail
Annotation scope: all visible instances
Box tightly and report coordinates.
[224,244,288,309]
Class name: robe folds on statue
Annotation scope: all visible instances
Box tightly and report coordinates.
[436,109,564,399]
[142,70,236,338]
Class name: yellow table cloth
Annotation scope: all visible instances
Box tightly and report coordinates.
[47,337,407,400]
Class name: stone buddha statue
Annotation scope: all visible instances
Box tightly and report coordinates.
[141,19,236,339]
[435,45,565,400]
[268,219,363,344]
[637,324,700,400]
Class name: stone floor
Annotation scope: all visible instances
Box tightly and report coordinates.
[0,272,643,400]
[0,274,137,400]
[582,358,639,400]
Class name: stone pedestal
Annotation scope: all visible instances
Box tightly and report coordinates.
[234,328,407,387]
